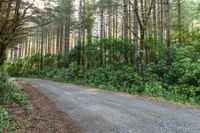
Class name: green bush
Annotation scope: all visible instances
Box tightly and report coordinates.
[0,108,11,132]
[0,68,28,131]
[0,68,27,103]
[144,81,165,97]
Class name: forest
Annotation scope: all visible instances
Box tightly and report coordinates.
[0,0,200,131]
[1,0,200,103]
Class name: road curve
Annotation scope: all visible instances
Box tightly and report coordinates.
[19,78,200,133]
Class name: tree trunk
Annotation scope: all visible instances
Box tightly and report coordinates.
[153,0,157,43]
[64,5,72,68]
[40,32,44,70]
[56,25,60,54]
[133,0,139,69]
[60,24,63,54]
[108,1,112,38]
[123,0,129,64]
[177,0,182,45]
[0,42,6,66]
[100,7,105,39]
[163,0,172,65]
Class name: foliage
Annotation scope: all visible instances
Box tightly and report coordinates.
[0,108,11,132]
[68,38,137,67]
[0,68,28,131]
[0,69,27,103]
[4,39,200,105]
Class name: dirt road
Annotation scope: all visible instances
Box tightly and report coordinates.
[19,78,200,133]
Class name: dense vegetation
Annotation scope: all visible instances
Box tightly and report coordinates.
[4,38,200,104]
[0,0,200,110]
[1,0,199,132]
[0,68,30,132]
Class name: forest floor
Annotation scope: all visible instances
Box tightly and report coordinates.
[16,79,82,133]
[16,78,200,133]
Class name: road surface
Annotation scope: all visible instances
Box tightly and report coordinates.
[19,78,200,133]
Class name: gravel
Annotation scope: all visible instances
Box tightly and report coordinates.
[19,78,200,133]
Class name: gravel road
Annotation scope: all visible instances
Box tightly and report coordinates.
[19,78,200,133]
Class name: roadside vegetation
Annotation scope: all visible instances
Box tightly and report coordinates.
[0,68,31,132]
[0,67,77,132]
[0,0,200,120]
[4,38,200,105]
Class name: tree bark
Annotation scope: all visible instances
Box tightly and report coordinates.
[0,41,6,66]
[123,0,129,64]
[177,0,182,45]
[133,0,139,68]
[163,0,172,65]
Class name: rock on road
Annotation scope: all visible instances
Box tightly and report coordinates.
[19,78,200,133]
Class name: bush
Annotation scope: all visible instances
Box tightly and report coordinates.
[0,108,11,132]
[0,68,28,131]
[144,81,165,97]
[0,68,27,103]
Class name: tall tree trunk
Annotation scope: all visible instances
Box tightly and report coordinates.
[123,0,129,64]
[40,32,44,70]
[115,6,118,38]
[60,24,63,54]
[160,0,164,41]
[163,0,172,65]
[133,0,139,69]
[100,7,105,39]
[153,0,157,43]
[64,6,71,68]
[177,0,182,45]
[48,26,51,54]
[56,25,60,54]
[108,1,112,38]
[0,42,6,66]
[78,0,83,43]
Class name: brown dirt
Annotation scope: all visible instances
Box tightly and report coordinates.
[15,80,83,133]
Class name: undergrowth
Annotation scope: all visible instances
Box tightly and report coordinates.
[0,68,29,132]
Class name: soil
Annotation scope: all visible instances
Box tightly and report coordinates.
[15,80,83,133]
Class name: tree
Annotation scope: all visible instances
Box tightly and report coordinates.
[0,0,35,65]
[177,0,182,45]
[163,0,172,65]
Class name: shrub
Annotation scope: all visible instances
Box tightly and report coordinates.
[0,108,11,132]
[0,68,27,103]
[144,81,165,97]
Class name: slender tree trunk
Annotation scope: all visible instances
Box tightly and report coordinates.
[40,32,44,70]
[160,0,164,41]
[100,8,105,39]
[133,0,139,69]
[64,2,72,68]
[164,0,172,65]
[56,25,60,54]
[108,1,112,38]
[123,0,129,64]
[0,42,6,66]
[78,0,83,43]
[60,24,63,54]
[48,26,51,54]
[115,6,118,38]
[177,0,182,45]
[153,0,157,43]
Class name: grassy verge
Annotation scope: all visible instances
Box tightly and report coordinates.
[0,70,33,132]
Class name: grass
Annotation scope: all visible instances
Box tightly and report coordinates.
[0,77,31,132]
